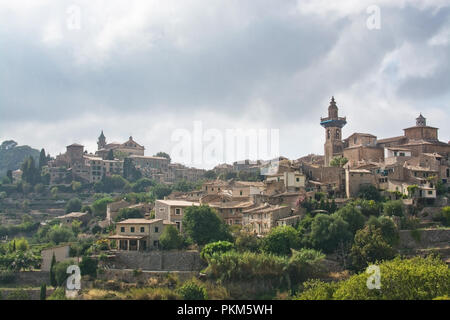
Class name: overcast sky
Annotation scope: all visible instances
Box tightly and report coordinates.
[1,0,449,169]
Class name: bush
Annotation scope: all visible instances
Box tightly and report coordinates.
[235,231,261,252]
[114,208,144,222]
[65,198,82,213]
[6,289,30,300]
[160,225,184,250]
[201,241,235,260]
[54,260,76,286]
[204,251,288,284]
[0,270,15,284]
[334,256,450,300]
[350,226,396,272]
[296,280,339,300]
[261,226,301,256]
[182,205,232,245]
[91,197,114,218]
[333,205,365,235]
[79,256,98,278]
[383,200,403,217]
[46,287,67,300]
[177,280,208,300]
[357,185,381,201]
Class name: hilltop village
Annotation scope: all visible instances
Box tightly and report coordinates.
[0,97,449,300]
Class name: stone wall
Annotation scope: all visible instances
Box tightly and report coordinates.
[398,229,450,249]
[97,269,197,284]
[104,250,206,271]
[7,271,51,287]
[0,288,55,300]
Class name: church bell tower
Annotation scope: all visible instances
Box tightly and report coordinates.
[320,97,347,166]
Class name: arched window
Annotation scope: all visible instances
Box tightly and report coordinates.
[327,129,331,139]
[336,129,340,139]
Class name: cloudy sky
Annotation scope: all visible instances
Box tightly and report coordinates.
[1,0,449,169]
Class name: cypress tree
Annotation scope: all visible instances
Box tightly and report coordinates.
[40,283,47,300]
[39,148,47,169]
[50,253,57,287]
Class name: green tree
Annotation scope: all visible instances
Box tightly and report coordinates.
[182,205,232,245]
[235,231,261,252]
[308,214,352,253]
[6,170,13,183]
[159,225,184,250]
[21,156,40,185]
[334,256,450,300]
[79,256,98,278]
[154,152,171,162]
[39,148,48,169]
[350,225,396,271]
[333,205,365,235]
[91,197,114,218]
[54,260,75,286]
[106,149,114,160]
[200,241,235,260]
[71,181,82,192]
[40,283,47,300]
[131,178,155,193]
[383,200,403,217]
[114,207,144,222]
[330,156,348,168]
[47,225,75,244]
[151,184,172,199]
[50,253,57,287]
[261,226,301,256]
[357,185,381,201]
[65,198,82,213]
[177,279,208,300]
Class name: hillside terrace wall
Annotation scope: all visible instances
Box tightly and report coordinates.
[104,250,206,271]
[398,229,450,249]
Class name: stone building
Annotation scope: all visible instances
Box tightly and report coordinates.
[154,200,201,232]
[108,218,174,251]
[242,204,294,235]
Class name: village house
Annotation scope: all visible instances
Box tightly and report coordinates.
[242,203,296,235]
[55,211,90,226]
[108,218,174,251]
[154,199,201,232]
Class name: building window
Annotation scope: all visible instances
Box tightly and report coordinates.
[140,227,145,233]
[120,227,125,232]
[428,191,433,195]
[153,240,159,247]
[175,221,181,231]
[154,227,159,233]
[175,208,181,215]
[130,227,135,233]
[296,177,300,182]
[240,190,243,196]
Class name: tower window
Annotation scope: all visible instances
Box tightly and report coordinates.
[327,130,330,139]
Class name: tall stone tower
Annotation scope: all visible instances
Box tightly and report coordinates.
[97,130,106,150]
[320,97,347,166]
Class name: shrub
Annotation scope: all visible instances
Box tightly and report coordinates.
[7,289,30,300]
[235,231,261,252]
[40,284,47,300]
[350,226,396,272]
[334,256,450,300]
[177,279,208,300]
[182,205,232,245]
[383,200,403,217]
[204,251,288,284]
[0,270,15,284]
[79,256,98,278]
[54,260,75,286]
[200,241,235,260]
[261,226,301,256]
[160,225,184,250]
[65,198,82,213]
[46,287,67,300]
[295,280,339,300]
